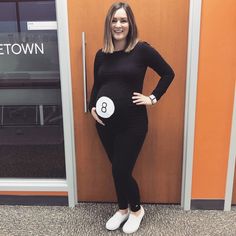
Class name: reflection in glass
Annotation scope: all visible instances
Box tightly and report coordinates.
[0,1,66,178]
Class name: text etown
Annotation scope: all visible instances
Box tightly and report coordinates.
[0,43,44,55]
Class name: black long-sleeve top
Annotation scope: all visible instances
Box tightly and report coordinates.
[89,41,175,113]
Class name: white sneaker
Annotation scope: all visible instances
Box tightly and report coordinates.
[122,206,145,234]
[105,210,129,231]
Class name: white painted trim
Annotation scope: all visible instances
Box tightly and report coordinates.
[224,83,236,211]
[181,0,202,210]
[55,0,78,207]
[0,179,67,192]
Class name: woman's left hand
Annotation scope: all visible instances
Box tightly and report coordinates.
[132,92,152,106]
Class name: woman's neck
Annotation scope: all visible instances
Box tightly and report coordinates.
[113,40,126,51]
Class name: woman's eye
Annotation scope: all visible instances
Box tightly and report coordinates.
[112,19,128,23]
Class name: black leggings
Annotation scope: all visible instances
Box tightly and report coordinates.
[96,117,147,212]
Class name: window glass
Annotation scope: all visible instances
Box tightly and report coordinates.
[0,1,66,178]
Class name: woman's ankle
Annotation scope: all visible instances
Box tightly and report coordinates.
[130,209,141,216]
[118,208,129,215]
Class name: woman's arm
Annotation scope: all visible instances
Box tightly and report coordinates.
[88,49,102,112]
[88,49,105,126]
[132,42,175,106]
[142,42,175,102]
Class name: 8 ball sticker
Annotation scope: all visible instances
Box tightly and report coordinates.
[96,96,115,118]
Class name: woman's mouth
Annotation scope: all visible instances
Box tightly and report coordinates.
[114,30,123,33]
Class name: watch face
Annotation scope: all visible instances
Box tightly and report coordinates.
[96,96,115,118]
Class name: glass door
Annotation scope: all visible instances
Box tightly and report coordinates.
[0,0,65,178]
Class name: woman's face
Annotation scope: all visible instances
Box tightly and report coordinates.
[111,8,129,42]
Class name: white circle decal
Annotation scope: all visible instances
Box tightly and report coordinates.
[96,96,115,118]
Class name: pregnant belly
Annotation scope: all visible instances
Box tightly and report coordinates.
[96,83,134,119]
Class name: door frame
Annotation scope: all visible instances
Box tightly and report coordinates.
[0,0,77,207]
[224,83,236,211]
[181,0,202,210]
[0,0,203,209]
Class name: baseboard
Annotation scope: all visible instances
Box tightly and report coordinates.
[191,199,224,210]
[0,195,68,206]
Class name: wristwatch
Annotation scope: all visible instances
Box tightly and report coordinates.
[149,94,157,105]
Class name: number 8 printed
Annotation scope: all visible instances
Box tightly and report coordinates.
[96,96,115,118]
[101,102,107,113]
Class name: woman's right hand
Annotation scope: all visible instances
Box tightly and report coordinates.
[91,107,105,126]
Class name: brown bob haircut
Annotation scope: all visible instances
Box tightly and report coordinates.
[103,2,139,53]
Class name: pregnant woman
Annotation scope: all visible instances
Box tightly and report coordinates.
[89,2,175,234]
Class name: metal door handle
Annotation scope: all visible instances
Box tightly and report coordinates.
[82,32,88,113]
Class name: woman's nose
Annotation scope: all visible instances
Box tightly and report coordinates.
[115,20,121,27]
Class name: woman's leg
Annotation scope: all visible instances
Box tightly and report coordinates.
[112,125,147,212]
[96,123,129,210]
[96,123,115,163]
